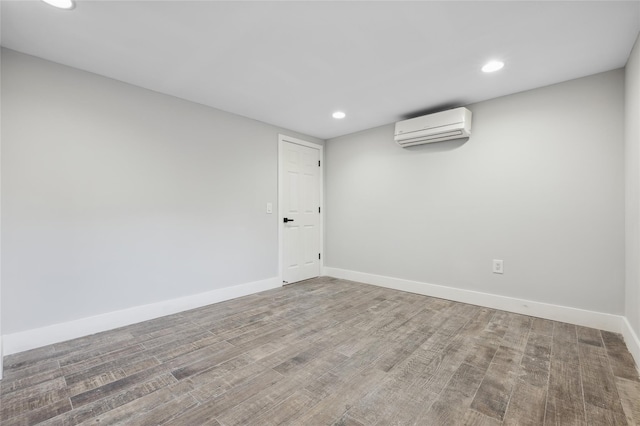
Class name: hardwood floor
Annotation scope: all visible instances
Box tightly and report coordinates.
[1,276,639,425]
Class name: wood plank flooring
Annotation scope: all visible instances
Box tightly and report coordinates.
[1,276,639,425]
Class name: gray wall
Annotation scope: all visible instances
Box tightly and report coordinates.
[0,7,3,369]
[326,70,625,314]
[626,33,640,337]
[1,49,322,334]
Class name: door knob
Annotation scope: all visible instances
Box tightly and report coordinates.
[283,218,295,223]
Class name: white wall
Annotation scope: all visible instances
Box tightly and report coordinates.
[626,34,640,342]
[326,70,625,315]
[1,48,322,335]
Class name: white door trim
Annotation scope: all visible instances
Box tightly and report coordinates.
[278,134,324,284]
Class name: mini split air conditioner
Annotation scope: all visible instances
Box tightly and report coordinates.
[394,107,472,147]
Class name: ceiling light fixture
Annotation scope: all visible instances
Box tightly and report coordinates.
[332,111,346,119]
[482,60,504,73]
[42,0,75,10]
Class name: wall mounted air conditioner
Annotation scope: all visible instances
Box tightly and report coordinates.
[394,107,472,147]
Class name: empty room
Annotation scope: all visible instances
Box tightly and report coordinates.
[1,0,640,425]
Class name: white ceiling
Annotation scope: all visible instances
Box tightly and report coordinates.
[2,1,639,140]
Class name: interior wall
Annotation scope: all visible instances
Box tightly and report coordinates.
[0,5,3,377]
[1,48,322,334]
[626,33,640,339]
[326,69,625,315]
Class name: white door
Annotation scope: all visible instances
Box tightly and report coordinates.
[280,138,321,284]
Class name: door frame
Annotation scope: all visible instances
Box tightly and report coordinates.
[278,134,324,285]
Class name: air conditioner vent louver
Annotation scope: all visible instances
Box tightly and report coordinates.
[394,107,472,147]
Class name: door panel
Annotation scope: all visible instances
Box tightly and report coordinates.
[282,141,320,284]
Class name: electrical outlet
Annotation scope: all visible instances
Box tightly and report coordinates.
[493,259,504,274]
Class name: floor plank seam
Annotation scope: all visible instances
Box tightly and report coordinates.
[576,326,591,425]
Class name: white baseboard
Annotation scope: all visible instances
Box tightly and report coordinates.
[621,317,640,372]
[324,267,624,333]
[2,277,281,357]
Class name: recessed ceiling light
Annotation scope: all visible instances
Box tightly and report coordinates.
[42,0,75,10]
[332,111,346,119]
[482,60,504,73]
